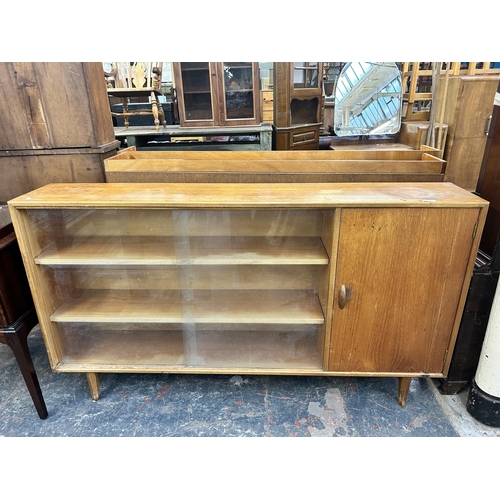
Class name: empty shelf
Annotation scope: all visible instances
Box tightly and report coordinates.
[35,236,328,265]
[50,289,325,325]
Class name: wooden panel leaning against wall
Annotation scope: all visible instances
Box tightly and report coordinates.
[434,74,499,191]
[0,62,120,203]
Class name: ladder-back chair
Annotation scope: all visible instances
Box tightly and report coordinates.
[106,62,167,131]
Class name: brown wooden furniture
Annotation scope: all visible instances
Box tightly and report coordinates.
[112,123,273,151]
[399,121,448,158]
[8,182,487,407]
[434,74,499,190]
[0,62,120,202]
[106,62,167,131]
[103,147,446,183]
[401,62,500,121]
[273,62,324,150]
[0,144,121,202]
[0,205,47,419]
[439,83,500,394]
[172,63,261,128]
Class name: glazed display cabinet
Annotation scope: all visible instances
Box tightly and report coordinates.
[8,182,487,406]
[172,62,261,128]
[273,62,324,150]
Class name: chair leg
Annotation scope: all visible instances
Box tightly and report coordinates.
[150,92,160,131]
[122,98,130,128]
[157,100,167,128]
[3,312,48,419]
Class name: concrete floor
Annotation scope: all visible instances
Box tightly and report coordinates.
[1,325,499,438]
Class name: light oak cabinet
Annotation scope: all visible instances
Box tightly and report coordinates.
[8,182,487,407]
[172,62,261,128]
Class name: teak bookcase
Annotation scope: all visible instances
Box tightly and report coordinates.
[8,182,488,407]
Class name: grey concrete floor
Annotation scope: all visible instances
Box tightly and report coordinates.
[2,325,499,438]
[2,324,499,500]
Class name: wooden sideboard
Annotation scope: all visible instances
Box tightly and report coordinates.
[8,182,487,407]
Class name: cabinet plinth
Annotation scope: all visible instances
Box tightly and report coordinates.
[8,182,488,407]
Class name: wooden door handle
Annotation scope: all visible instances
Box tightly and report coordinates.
[338,284,352,309]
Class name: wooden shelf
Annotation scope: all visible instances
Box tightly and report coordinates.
[50,289,325,325]
[35,236,329,266]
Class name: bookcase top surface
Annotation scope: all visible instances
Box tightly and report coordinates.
[8,182,488,209]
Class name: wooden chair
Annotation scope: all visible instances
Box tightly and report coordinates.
[0,206,47,419]
[106,62,167,131]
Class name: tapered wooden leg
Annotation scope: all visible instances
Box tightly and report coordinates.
[3,312,48,419]
[86,372,101,401]
[398,377,412,407]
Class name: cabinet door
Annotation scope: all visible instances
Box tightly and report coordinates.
[173,62,219,127]
[220,62,261,126]
[329,207,479,375]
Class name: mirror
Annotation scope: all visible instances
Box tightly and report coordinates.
[333,62,402,136]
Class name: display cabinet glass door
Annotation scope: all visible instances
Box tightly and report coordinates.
[179,62,215,123]
[293,63,320,89]
[25,207,331,372]
[221,62,256,123]
[290,62,322,125]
